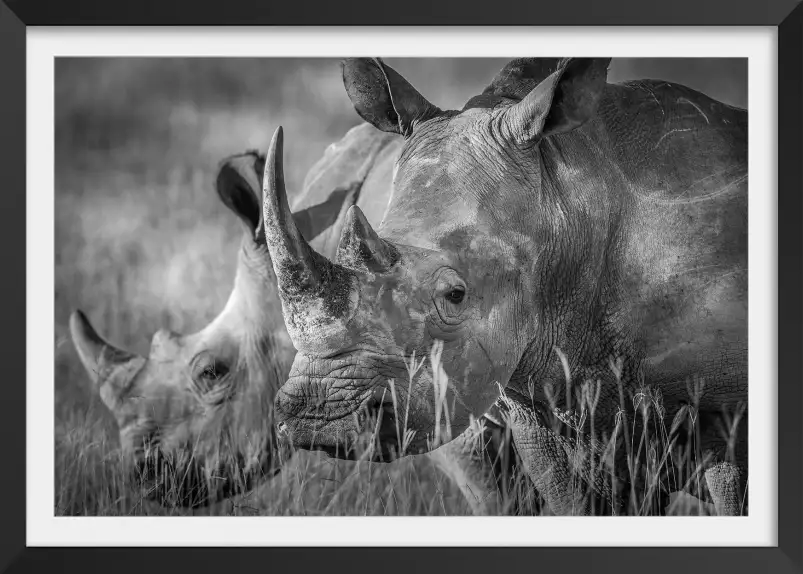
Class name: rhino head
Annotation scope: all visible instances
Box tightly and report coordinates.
[265,58,614,461]
[70,152,296,507]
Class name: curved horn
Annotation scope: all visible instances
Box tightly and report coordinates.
[262,126,329,297]
[336,205,399,273]
[69,310,144,405]
[261,127,356,348]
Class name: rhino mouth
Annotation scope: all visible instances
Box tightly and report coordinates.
[273,350,421,461]
[275,381,406,462]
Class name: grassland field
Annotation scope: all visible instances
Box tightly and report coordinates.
[54,57,747,516]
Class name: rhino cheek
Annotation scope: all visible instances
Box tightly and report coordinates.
[427,326,515,430]
[450,348,504,422]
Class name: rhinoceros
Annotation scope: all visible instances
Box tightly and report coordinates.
[69,131,511,514]
[264,57,748,516]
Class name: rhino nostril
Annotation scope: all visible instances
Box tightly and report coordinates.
[277,422,288,435]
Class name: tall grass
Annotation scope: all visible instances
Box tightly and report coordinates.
[55,339,744,516]
[55,58,746,517]
[500,351,747,516]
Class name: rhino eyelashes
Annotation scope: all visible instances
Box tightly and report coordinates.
[197,363,229,385]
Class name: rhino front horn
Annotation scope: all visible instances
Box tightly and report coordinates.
[69,310,144,404]
[261,127,357,349]
[262,126,330,298]
[336,205,399,272]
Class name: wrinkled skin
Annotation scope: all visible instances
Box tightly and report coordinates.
[265,58,748,514]
[71,136,508,514]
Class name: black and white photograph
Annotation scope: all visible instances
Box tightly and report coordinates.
[53,55,751,519]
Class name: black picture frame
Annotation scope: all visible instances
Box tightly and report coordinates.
[2,1,800,573]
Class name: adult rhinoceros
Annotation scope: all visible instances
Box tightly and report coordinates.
[264,57,748,516]
[69,127,510,514]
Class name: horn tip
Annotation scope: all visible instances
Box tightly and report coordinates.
[267,126,284,161]
[69,309,104,384]
[264,123,292,222]
[69,309,91,338]
[69,309,106,359]
[344,205,379,244]
[345,204,368,226]
[269,126,286,174]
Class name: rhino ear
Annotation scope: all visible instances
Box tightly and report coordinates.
[503,58,611,143]
[215,151,266,240]
[341,58,441,137]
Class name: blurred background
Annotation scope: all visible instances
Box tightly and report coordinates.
[54,57,747,514]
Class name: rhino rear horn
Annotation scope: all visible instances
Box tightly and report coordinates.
[341,58,441,137]
[69,310,144,405]
[335,205,399,273]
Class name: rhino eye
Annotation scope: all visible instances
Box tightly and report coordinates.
[201,364,227,379]
[191,354,229,385]
[444,287,465,305]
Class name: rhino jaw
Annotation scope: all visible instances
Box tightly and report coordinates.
[273,364,406,463]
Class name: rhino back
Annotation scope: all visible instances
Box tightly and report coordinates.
[601,79,746,199]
